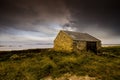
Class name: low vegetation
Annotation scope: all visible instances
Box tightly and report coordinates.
[0,47,120,80]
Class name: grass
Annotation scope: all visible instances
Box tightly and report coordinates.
[0,47,120,80]
[101,46,120,57]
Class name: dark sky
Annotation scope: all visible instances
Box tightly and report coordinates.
[0,0,120,44]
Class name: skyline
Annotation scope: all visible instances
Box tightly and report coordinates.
[0,0,120,44]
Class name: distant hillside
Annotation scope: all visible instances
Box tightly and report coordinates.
[102,44,120,47]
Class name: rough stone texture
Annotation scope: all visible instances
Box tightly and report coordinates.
[73,41,86,52]
[54,31,73,52]
[54,30,101,53]
[96,41,101,52]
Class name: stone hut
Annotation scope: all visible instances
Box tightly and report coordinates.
[54,30,101,53]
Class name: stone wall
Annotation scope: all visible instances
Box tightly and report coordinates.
[54,30,101,53]
[54,31,73,52]
[73,41,101,53]
[96,41,101,52]
[73,41,86,52]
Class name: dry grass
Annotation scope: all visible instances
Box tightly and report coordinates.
[0,47,120,80]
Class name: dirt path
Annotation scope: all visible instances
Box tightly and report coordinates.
[43,74,97,80]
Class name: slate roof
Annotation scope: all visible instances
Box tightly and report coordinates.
[62,30,101,41]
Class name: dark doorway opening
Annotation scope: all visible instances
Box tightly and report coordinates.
[87,42,97,53]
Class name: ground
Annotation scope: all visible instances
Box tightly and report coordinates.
[0,47,120,80]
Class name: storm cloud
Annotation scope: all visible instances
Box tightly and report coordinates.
[0,0,120,44]
[64,0,120,43]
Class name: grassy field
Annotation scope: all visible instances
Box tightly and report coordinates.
[0,47,120,80]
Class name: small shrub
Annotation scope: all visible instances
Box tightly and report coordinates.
[10,54,21,60]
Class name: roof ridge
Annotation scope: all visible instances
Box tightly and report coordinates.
[62,30,86,34]
[61,30,100,41]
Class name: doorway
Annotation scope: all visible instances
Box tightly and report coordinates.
[86,42,97,53]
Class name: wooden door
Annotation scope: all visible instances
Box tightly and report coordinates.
[87,42,97,53]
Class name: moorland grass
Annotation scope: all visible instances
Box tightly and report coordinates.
[0,47,120,80]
